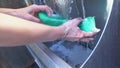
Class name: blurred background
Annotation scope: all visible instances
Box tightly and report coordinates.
[0,0,120,68]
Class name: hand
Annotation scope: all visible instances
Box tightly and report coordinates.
[6,4,53,22]
[60,18,98,42]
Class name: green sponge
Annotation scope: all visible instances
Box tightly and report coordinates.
[38,12,67,26]
[78,17,100,32]
[38,12,100,32]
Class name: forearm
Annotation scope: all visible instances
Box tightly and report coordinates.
[0,8,15,14]
[0,13,64,46]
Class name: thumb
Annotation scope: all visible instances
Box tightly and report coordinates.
[70,17,82,26]
[27,14,40,23]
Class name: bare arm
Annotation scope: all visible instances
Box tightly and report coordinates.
[0,13,64,46]
[0,5,98,47]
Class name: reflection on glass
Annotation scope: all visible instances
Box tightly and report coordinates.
[24,0,113,68]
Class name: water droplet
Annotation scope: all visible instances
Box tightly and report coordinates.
[71,0,74,4]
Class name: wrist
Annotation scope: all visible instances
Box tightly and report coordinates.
[55,26,65,40]
[55,25,70,40]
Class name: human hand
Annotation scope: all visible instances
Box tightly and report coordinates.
[60,18,98,42]
[7,4,53,22]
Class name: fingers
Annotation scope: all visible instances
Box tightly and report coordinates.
[76,31,97,42]
[65,35,94,42]
[27,4,53,16]
[26,14,40,22]
[80,38,94,42]
[65,29,97,42]
[39,5,53,16]
[83,31,98,38]
[66,36,94,42]
[67,17,82,26]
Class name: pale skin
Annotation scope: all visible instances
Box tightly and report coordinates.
[0,4,98,47]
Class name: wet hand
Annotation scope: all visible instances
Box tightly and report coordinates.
[60,18,98,42]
